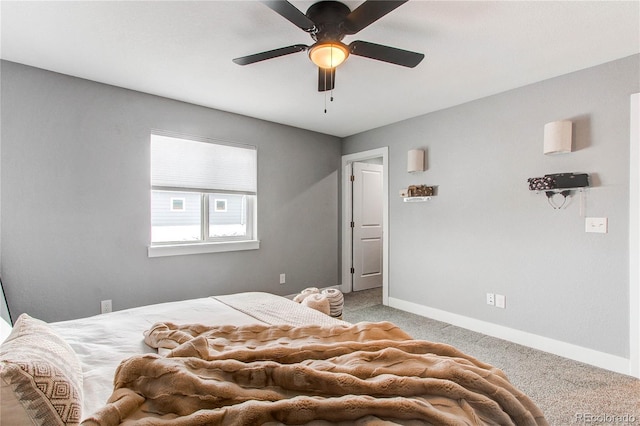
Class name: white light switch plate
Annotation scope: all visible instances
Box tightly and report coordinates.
[585,217,608,233]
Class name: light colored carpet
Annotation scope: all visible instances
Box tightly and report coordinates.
[342,288,640,425]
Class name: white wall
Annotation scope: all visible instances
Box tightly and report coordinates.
[0,61,342,322]
[343,55,639,365]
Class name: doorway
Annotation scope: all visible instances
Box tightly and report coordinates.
[341,147,389,305]
[352,161,383,291]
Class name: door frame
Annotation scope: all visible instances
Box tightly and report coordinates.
[341,147,389,305]
[630,93,639,378]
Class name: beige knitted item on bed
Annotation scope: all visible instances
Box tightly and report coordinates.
[321,288,344,318]
[292,287,320,303]
[213,293,347,328]
[300,293,331,315]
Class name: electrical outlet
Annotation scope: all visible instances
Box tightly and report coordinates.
[486,293,495,306]
[279,273,286,284]
[101,299,112,314]
[495,294,506,309]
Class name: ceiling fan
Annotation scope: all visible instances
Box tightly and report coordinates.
[233,0,425,92]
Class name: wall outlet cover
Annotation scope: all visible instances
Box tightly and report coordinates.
[495,294,506,309]
[486,293,495,306]
[101,299,112,314]
[585,217,608,233]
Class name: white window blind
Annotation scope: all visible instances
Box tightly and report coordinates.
[151,134,257,194]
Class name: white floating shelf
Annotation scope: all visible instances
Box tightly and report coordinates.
[533,187,588,194]
[403,196,431,202]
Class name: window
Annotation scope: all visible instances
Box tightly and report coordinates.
[148,133,258,257]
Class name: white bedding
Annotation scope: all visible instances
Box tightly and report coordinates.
[3,292,549,425]
[49,292,342,420]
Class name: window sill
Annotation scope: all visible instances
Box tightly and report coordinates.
[148,240,260,258]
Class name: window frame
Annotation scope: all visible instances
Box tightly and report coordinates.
[148,132,259,258]
[205,193,253,242]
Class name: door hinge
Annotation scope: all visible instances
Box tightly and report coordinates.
[350,221,355,228]
[350,267,355,274]
[350,175,355,182]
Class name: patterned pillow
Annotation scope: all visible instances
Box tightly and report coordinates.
[0,314,83,425]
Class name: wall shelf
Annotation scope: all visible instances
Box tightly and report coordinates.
[403,196,431,202]
[533,187,588,195]
[528,173,590,209]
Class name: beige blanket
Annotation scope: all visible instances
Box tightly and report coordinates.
[81,322,547,426]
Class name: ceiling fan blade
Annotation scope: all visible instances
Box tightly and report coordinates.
[349,40,424,68]
[262,1,316,33]
[233,44,308,65]
[342,0,408,35]
[318,67,336,92]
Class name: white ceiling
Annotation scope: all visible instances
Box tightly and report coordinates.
[1,1,638,137]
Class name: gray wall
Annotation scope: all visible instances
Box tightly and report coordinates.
[0,60,341,322]
[343,55,639,358]
[2,55,638,359]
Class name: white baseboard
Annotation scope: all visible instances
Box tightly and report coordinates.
[388,297,633,377]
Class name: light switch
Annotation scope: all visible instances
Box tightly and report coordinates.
[585,217,608,234]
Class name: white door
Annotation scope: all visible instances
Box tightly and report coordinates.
[352,162,383,291]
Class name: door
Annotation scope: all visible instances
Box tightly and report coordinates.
[352,162,383,291]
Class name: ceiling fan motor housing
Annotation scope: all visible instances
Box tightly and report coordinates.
[306,1,351,42]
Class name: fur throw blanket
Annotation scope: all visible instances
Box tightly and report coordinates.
[81,321,547,425]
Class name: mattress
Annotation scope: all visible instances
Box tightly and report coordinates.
[49,292,344,418]
[2,292,547,425]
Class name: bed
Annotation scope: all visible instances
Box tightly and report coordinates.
[0,291,548,425]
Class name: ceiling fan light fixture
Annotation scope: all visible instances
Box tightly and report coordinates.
[309,42,349,68]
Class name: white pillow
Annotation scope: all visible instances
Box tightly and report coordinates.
[1,314,83,425]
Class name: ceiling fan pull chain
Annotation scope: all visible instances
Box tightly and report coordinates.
[329,47,335,103]
[325,47,334,113]
[324,71,328,113]
[331,68,334,102]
